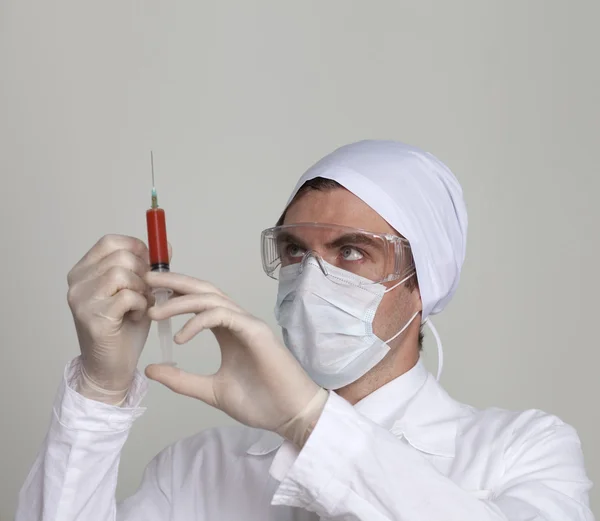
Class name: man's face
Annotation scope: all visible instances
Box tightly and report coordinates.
[283,187,422,346]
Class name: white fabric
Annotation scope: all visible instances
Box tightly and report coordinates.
[285,140,468,321]
[16,358,594,521]
[275,258,417,389]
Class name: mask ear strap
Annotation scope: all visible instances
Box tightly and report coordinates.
[384,271,415,293]
[422,318,443,381]
[385,310,420,344]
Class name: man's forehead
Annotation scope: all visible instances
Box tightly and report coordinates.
[283,187,398,235]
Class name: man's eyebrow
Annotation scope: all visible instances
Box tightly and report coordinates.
[326,233,383,250]
[275,232,309,249]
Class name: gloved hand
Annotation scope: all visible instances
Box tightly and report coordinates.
[66,235,156,405]
[144,271,329,448]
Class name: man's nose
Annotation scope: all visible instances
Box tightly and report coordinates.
[300,251,329,277]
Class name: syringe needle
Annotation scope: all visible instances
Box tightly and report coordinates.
[150,151,158,209]
[151,150,155,188]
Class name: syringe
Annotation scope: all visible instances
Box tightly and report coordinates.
[146,151,176,366]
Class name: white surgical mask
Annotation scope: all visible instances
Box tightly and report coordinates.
[275,257,419,390]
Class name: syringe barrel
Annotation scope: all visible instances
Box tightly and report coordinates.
[157,318,174,365]
[146,208,169,271]
[153,288,175,366]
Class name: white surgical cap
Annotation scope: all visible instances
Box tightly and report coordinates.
[286,140,468,322]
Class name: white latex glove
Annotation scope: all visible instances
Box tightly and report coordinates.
[67,235,160,405]
[145,271,328,448]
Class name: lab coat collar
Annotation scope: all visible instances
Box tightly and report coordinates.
[389,372,460,458]
[246,362,462,458]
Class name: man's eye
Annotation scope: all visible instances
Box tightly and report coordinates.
[340,246,364,261]
[286,244,306,258]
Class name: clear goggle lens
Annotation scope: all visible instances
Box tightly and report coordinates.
[261,223,414,285]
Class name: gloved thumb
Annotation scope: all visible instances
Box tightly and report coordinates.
[145,364,216,406]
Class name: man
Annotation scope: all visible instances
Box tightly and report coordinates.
[16,141,593,520]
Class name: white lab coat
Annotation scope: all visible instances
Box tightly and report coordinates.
[16,357,594,521]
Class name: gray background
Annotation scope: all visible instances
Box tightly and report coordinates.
[1,1,598,518]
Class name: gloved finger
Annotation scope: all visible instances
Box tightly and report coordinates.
[145,363,216,406]
[79,249,150,284]
[148,293,244,322]
[144,271,228,298]
[66,268,146,313]
[68,235,149,285]
[96,267,148,299]
[107,289,149,319]
[129,307,148,322]
[174,306,257,345]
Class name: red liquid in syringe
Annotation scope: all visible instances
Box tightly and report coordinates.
[146,205,169,272]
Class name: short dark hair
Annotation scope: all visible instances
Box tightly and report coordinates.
[276,177,342,226]
[278,176,424,349]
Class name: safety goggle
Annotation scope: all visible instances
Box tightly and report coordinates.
[260,223,415,285]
